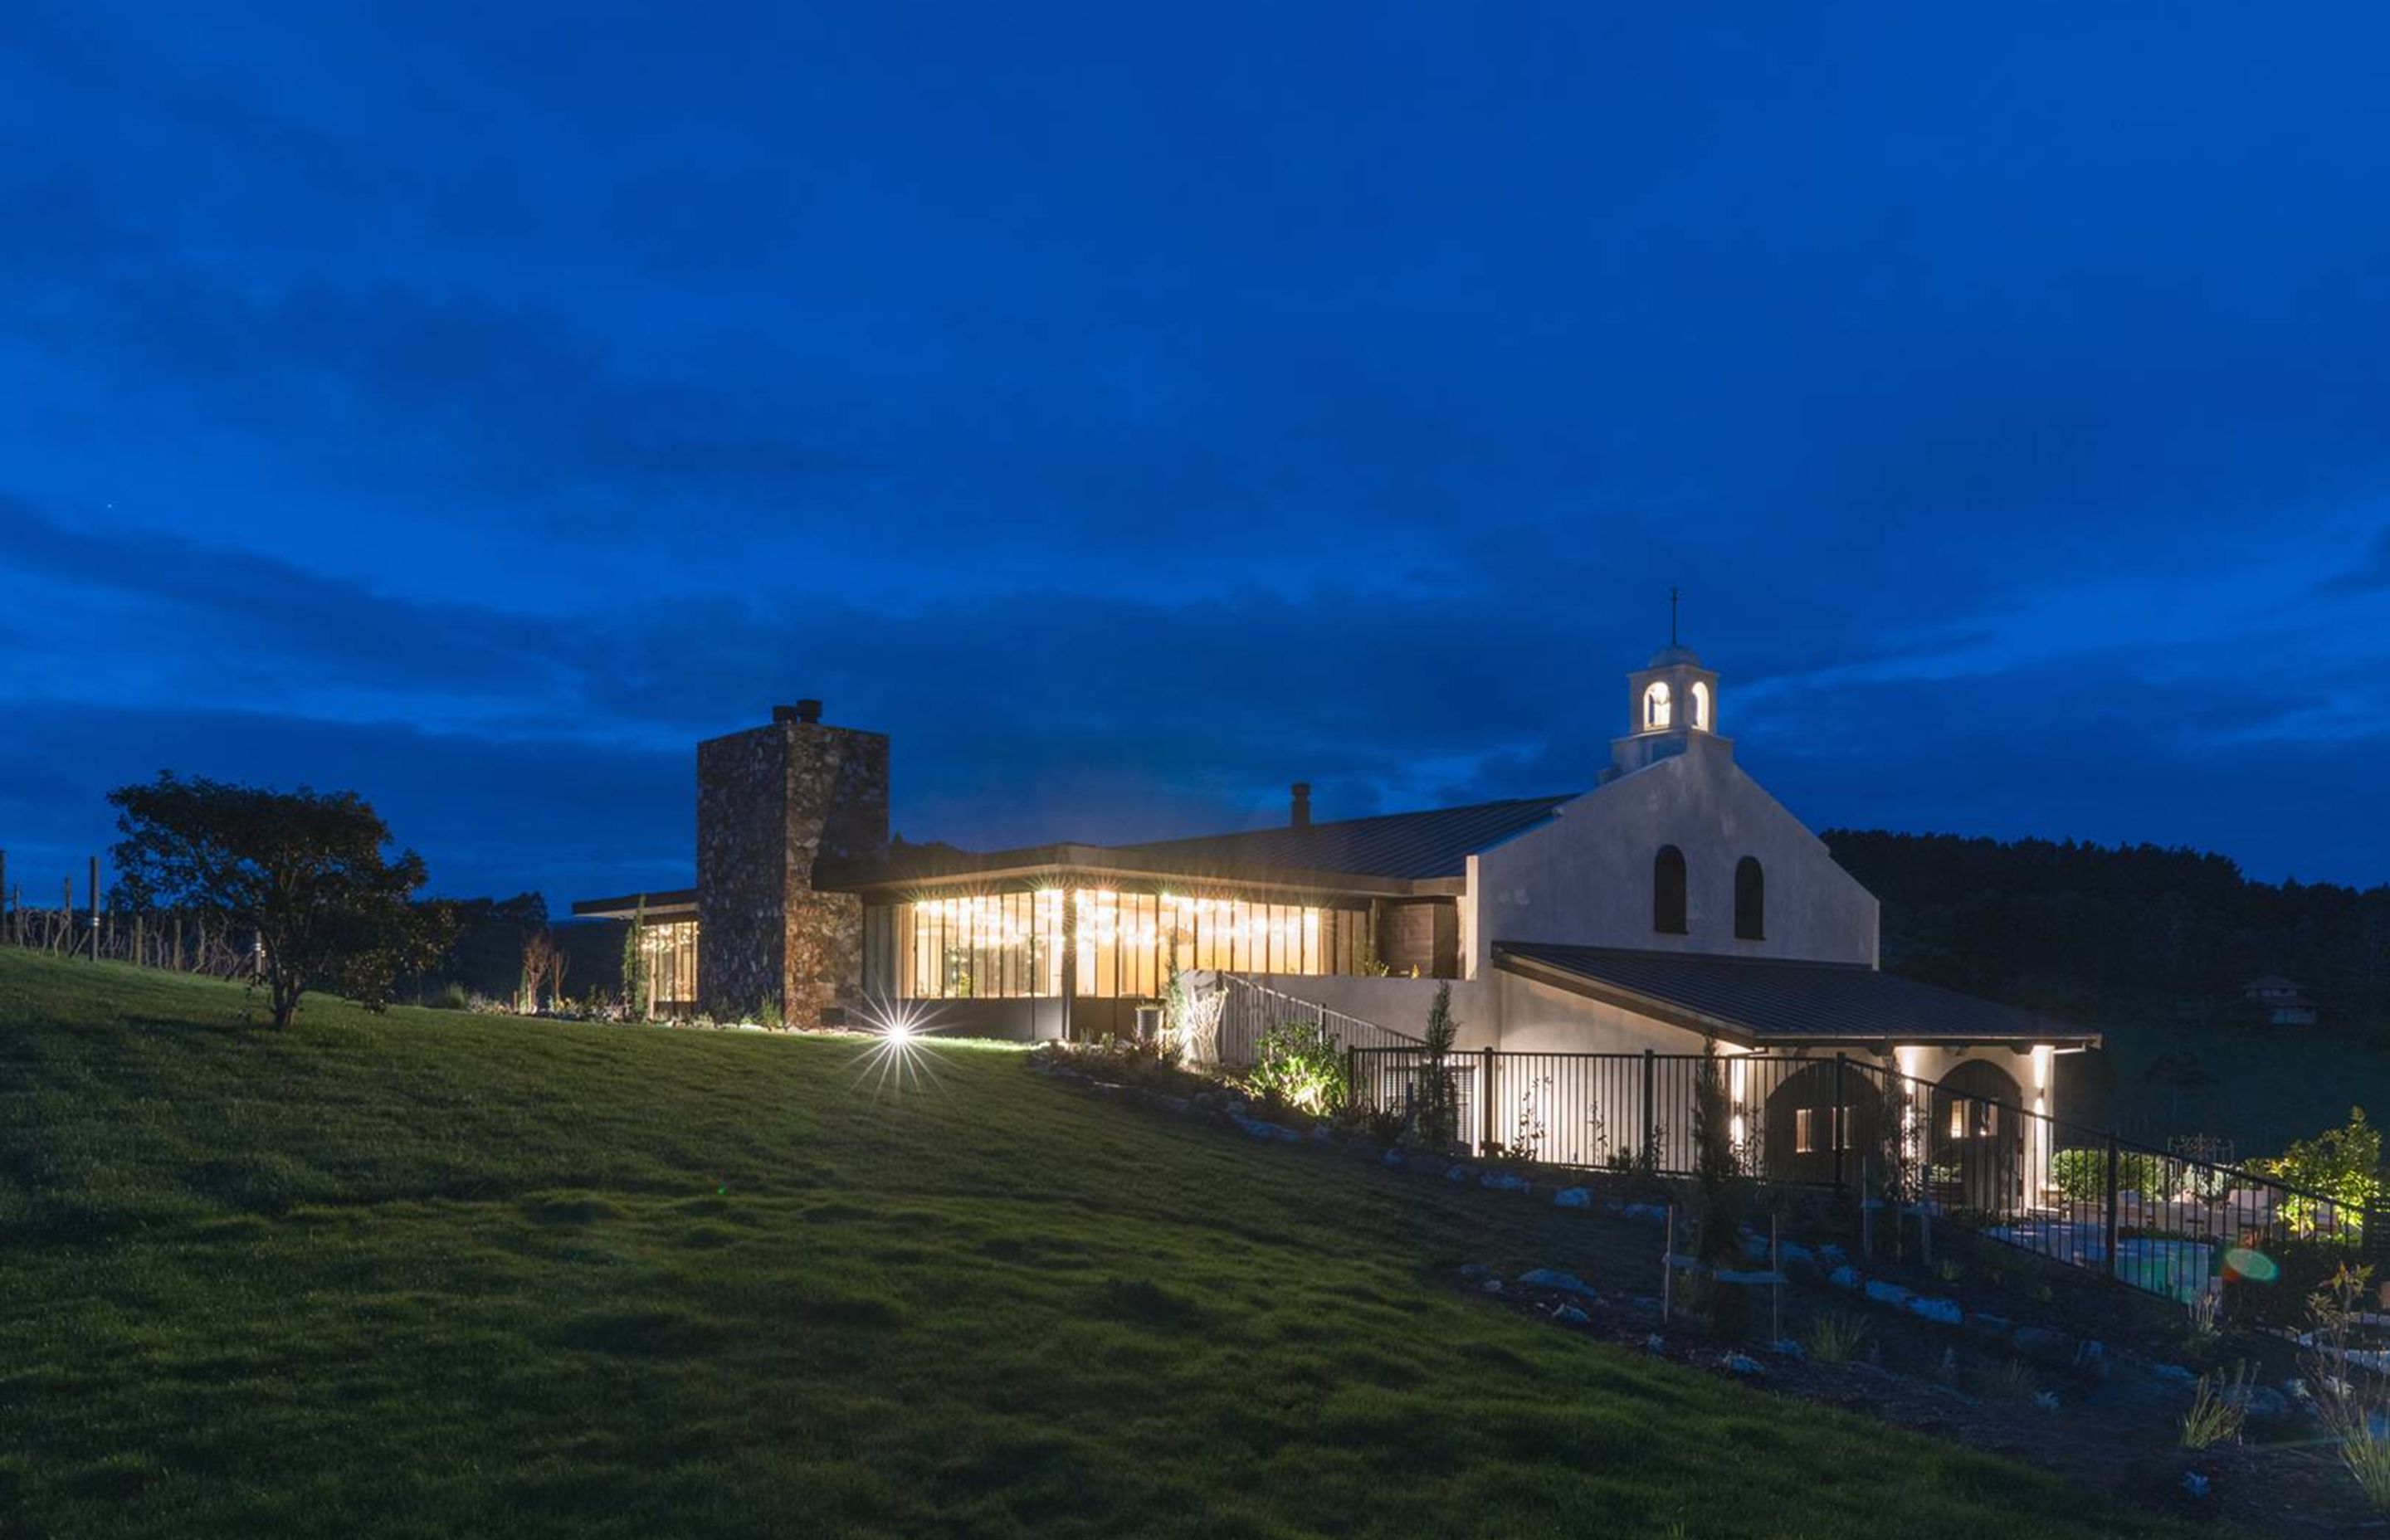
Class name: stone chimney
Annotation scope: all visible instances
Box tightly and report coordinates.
[1290,782,1312,828]
[696,703,890,1028]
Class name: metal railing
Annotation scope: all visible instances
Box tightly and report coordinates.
[1212,973,1424,1067]
[1348,1044,2378,1314]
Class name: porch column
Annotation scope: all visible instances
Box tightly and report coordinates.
[1060,885,1078,1042]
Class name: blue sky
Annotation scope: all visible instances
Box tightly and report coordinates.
[4,3,2388,904]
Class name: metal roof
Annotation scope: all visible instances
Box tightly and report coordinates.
[1495,942,2099,1049]
[1099,795,1575,881]
[812,794,1577,893]
[575,795,1576,910]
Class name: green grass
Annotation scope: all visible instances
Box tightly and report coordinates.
[0,952,2202,1539]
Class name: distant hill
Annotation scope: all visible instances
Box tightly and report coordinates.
[1824,830,2390,1151]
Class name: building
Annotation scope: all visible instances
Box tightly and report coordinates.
[2239,975,2320,1028]
[577,644,2096,1171]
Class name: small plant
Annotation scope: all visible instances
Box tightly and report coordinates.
[2179,1362,2252,1450]
[2304,1264,2390,1513]
[1490,1075,1552,1167]
[1979,1358,2041,1402]
[1244,1021,1349,1114]
[1802,1312,1872,1367]
[1412,982,1461,1155]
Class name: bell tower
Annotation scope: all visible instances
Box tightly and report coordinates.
[1602,592,1729,782]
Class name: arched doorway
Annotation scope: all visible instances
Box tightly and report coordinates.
[1931,1060,2026,1215]
[1760,1060,1884,1187]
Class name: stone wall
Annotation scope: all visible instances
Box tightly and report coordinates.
[695,713,888,1027]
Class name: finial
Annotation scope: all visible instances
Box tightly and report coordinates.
[1669,586,1680,646]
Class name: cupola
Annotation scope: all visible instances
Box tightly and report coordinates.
[1602,595,1730,782]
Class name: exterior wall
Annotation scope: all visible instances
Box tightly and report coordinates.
[695,716,889,1027]
[1490,969,1706,1054]
[1246,973,1500,1050]
[1468,733,1878,976]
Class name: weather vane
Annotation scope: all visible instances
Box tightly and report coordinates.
[1669,585,1680,646]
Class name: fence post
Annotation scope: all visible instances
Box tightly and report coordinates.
[1832,1053,1849,1193]
[1641,1049,1657,1170]
[1345,1045,1357,1110]
[86,856,100,962]
[1480,1045,1497,1155]
[2102,1133,2121,1281]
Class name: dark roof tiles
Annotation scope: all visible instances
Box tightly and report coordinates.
[1495,942,2097,1047]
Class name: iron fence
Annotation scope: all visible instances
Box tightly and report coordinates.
[1348,1043,2377,1313]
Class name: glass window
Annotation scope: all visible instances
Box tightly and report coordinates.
[891,889,1371,999]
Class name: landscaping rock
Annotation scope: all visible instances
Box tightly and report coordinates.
[1155,1095,1192,1115]
[1479,1171,1531,1195]
[2227,1383,2291,1425]
[2150,1362,2197,1386]
[1904,1296,1962,1327]
[1643,1333,1666,1354]
[1770,1338,1805,1359]
[1817,1243,1846,1266]
[1552,1187,1593,1210]
[1962,1312,2012,1343]
[1828,1265,1862,1291]
[1862,1279,1913,1309]
[2179,1471,2208,1500]
[1382,1149,1407,1168]
[1778,1241,1814,1267]
[1480,1279,1503,1294]
[2011,1326,2076,1365]
[2032,1391,2061,1413]
[1517,1268,1597,1299]
[1553,1304,1590,1325]
[1724,1352,1763,1375]
[1309,1124,1336,1143]
[1444,1164,1473,1183]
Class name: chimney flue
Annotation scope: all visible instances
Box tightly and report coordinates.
[1290,782,1312,828]
[796,699,823,724]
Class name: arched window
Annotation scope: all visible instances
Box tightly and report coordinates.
[1643,680,1672,729]
[1653,845,1688,934]
[1690,680,1710,731]
[1734,856,1764,941]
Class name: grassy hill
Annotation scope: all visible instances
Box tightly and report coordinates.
[0,953,2199,1539]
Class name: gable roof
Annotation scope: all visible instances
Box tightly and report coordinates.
[1495,942,2099,1049]
[1098,795,1575,882]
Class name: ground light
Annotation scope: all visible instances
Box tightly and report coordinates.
[852,995,944,1099]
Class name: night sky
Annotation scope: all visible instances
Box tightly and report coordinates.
[6,5,2388,907]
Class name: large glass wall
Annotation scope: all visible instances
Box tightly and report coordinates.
[894,889,1373,1000]
[636,919,699,1011]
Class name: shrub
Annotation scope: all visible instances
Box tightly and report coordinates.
[2256,1108,2382,1240]
[1413,982,1461,1155]
[1243,1021,1349,1114]
[2050,1147,2171,1203]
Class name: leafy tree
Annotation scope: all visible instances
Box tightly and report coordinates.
[109,772,452,1029]
[622,894,651,1019]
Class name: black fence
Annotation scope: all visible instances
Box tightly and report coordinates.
[1352,1044,2378,1313]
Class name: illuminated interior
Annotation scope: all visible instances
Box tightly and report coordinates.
[636,919,699,1012]
[894,889,1373,1000]
[1642,680,1672,729]
[1690,679,1710,729]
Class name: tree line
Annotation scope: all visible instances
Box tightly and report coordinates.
[1824,829,2390,1037]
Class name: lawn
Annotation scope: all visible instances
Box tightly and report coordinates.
[0,951,2204,1539]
